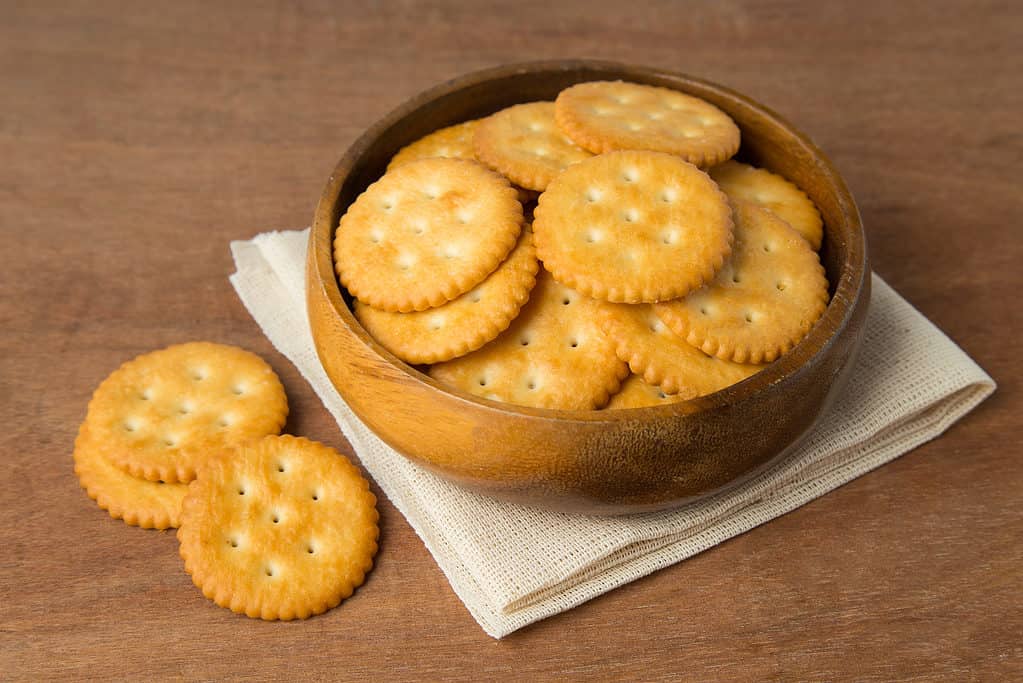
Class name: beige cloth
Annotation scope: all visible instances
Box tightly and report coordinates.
[230,228,994,638]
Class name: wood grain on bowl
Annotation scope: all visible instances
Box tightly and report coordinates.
[307,60,869,514]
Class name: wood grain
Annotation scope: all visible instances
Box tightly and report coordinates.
[1,1,1020,680]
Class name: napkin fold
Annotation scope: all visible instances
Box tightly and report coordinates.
[230,229,994,638]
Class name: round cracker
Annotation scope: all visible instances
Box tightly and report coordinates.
[555,81,740,167]
[709,160,823,250]
[429,271,628,410]
[355,229,539,364]
[655,201,829,364]
[473,102,593,191]
[86,342,289,484]
[605,375,689,410]
[386,119,480,171]
[335,157,523,313]
[533,150,733,303]
[177,435,379,621]
[599,302,761,398]
[73,422,188,529]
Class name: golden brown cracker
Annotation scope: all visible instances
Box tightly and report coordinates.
[599,303,761,398]
[429,271,628,410]
[473,102,593,191]
[655,201,829,364]
[533,150,733,303]
[386,120,480,171]
[605,375,688,409]
[355,230,539,364]
[73,422,188,529]
[177,435,379,621]
[86,342,288,483]
[335,157,523,312]
[555,81,740,167]
[709,160,823,250]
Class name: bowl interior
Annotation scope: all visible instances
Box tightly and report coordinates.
[313,60,865,420]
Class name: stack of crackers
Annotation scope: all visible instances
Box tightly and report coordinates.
[335,81,829,410]
[74,342,379,620]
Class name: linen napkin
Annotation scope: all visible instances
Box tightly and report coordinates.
[229,228,995,638]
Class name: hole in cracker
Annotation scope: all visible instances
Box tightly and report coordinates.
[585,188,602,203]
[745,312,755,323]
[763,244,773,253]
[218,416,232,428]
[519,337,530,347]
[661,231,678,245]
[622,169,638,183]
[478,377,487,387]
[700,307,709,316]
[569,338,579,348]
[178,403,192,415]
[191,368,208,381]
[584,229,601,243]
[227,537,239,548]
[307,545,316,555]
[660,189,677,203]
[732,274,742,284]
[139,388,152,401]
[277,462,286,473]
[265,566,275,577]
[776,281,787,291]
[562,297,571,305]
[162,436,177,447]
[658,391,667,399]
[469,291,482,303]
[526,379,537,391]
[272,513,280,524]
[311,491,320,501]
[623,209,639,223]
[123,421,137,432]
[649,319,664,333]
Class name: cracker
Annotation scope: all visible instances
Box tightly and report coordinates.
[655,201,829,364]
[335,157,523,312]
[386,119,480,171]
[86,342,289,483]
[532,150,733,303]
[709,160,823,250]
[605,375,688,409]
[73,422,188,529]
[354,229,538,364]
[177,435,378,621]
[599,302,761,398]
[429,271,628,410]
[555,81,740,167]
[473,101,593,191]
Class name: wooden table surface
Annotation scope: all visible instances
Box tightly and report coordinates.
[2,1,1020,680]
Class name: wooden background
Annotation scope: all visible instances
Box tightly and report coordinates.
[2,1,1020,680]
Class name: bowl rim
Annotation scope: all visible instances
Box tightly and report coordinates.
[311,59,868,423]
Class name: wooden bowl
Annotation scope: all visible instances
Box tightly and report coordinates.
[306,60,869,515]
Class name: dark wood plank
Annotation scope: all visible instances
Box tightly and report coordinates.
[1,1,1020,680]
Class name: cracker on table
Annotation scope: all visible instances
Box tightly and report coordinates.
[605,375,689,410]
[355,229,538,364]
[655,201,829,364]
[599,302,761,398]
[73,422,188,529]
[386,119,480,171]
[86,342,288,483]
[709,160,823,250]
[473,101,593,192]
[532,150,733,303]
[555,81,740,167]
[177,435,379,621]
[335,157,523,312]
[429,271,628,410]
